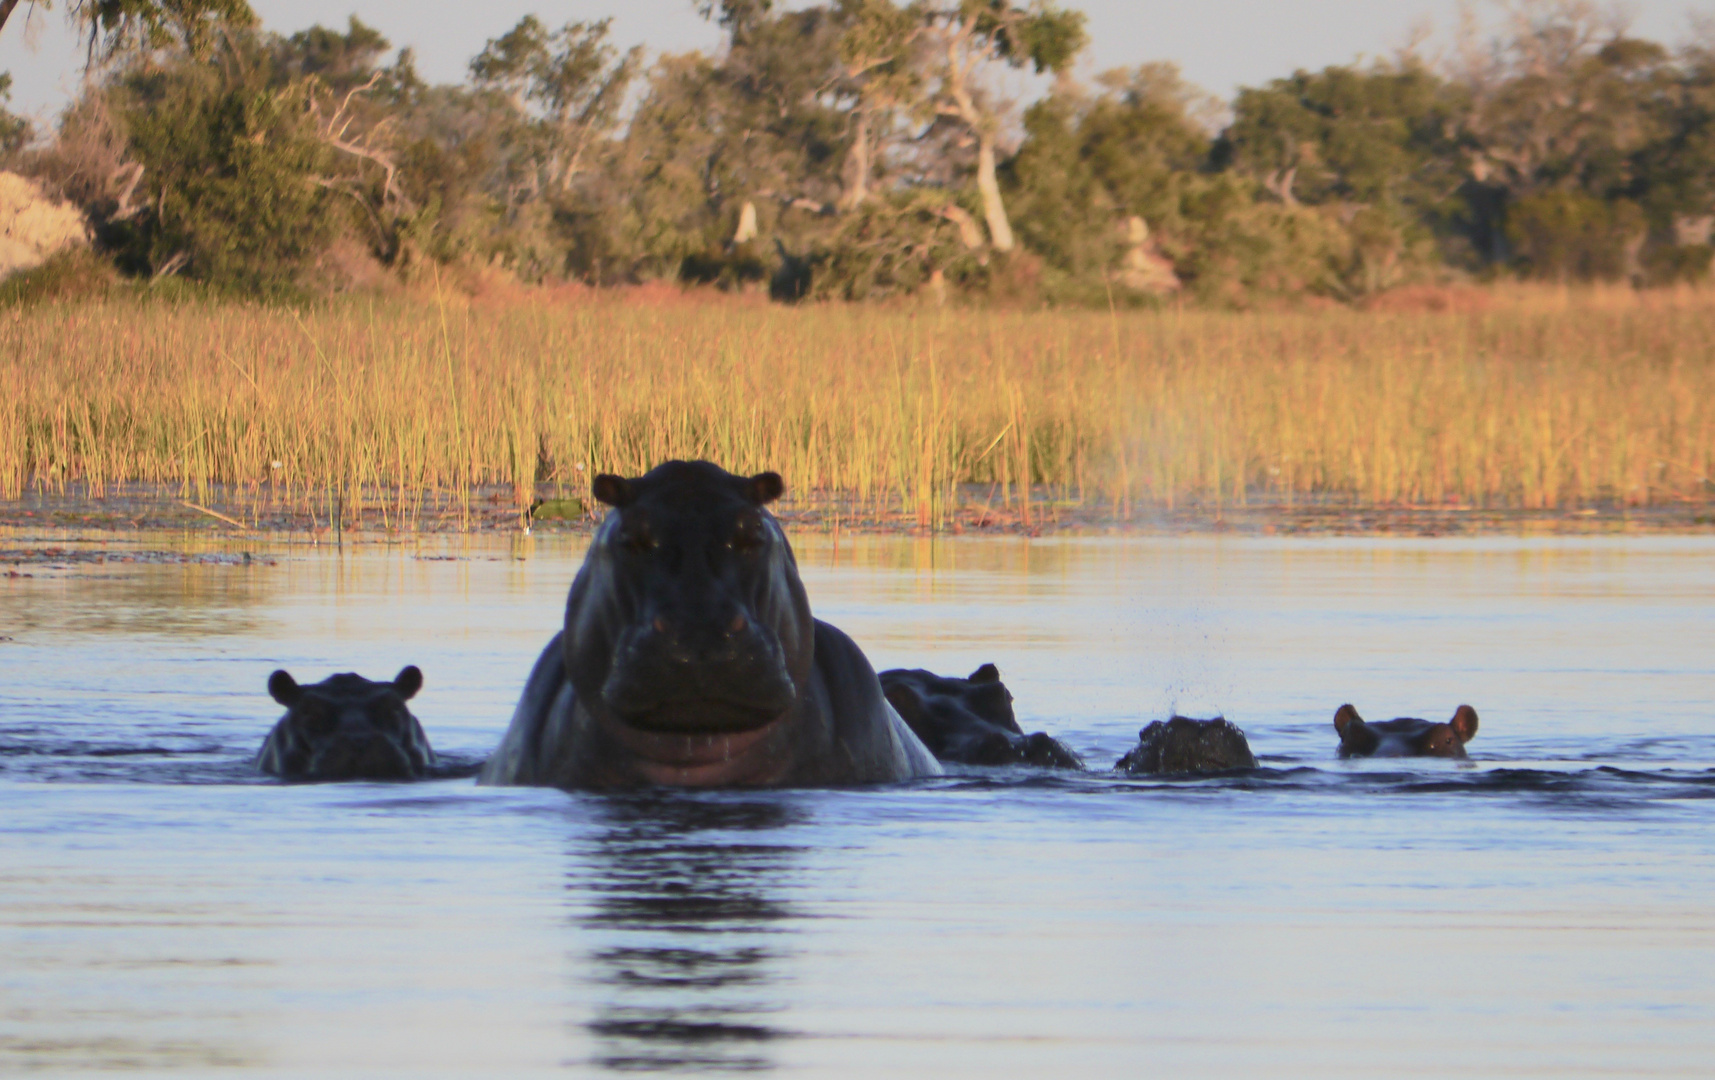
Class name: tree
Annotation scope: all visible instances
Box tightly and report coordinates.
[1005,64,1210,298]
[915,0,1087,252]
[276,14,389,89]
[1449,2,1676,271]
[0,72,31,157]
[107,32,335,286]
[1223,62,1464,213]
[832,0,919,208]
[1,0,257,60]
[1619,40,1715,282]
[469,16,641,202]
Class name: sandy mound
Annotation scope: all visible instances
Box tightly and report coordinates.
[0,171,90,278]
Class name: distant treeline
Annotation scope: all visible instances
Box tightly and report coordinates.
[3,0,1713,304]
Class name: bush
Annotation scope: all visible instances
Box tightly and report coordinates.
[1641,243,1714,285]
[806,194,980,302]
[1505,192,1646,282]
[109,58,336,291]
[0,249,119,306]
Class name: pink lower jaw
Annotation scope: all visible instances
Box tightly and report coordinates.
[601,713,789,786]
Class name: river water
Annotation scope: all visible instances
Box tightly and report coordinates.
[1,530,1712,1077]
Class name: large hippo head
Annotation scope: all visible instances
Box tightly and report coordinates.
[257,666,435,780]
[563,461,813,784]
[1334,704,1479,758]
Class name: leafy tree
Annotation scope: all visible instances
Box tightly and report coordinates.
[19,0,259,60]
[832,0,919,208]
[0,72,31,157]
[109,38,335,287]
[1620,43,1715,280]
[589,4,853,285]
[915,0,1087,252]
[275,14,390,90]
[1448,3,1673,268]
[469,16,640,202]
[1005,64,1211,300]
[1221,62,1464,214]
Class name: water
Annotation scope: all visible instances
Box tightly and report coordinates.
[2,531,1713,1077]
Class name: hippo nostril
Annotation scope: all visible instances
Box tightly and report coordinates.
[728,613,747,635]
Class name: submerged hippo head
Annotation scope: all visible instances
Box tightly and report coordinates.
[1334,704,1479,758]
[565,461,812,782]
[1116,715,1257,776]
[878,663,1083,768]
[257,666,435,780]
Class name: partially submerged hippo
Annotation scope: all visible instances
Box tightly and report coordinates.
[878,664,1083,768]
[479,461,941,789]
[1334,703,1479,758]
[1116,715,1257,775]
[258,666,436,780]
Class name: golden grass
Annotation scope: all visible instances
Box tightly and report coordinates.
[2,282,1712,528]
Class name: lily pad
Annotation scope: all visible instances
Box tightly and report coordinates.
[531,498,585,521]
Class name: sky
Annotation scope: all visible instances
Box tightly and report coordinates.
[1,0,1710,121]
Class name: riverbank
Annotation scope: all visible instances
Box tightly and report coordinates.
[2,481,1711,545]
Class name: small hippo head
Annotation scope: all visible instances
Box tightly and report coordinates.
[878,663,1082,769]
[257,666,436,781]
[882,663,1019,732]
[1333,704,1479,759]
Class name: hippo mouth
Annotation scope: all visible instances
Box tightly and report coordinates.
[599,709,790,787]
[611,697,785,735]
[308,738,417,781]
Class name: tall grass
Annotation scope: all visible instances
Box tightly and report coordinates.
[2,284,1712,527]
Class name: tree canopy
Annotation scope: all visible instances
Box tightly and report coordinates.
[4,0,1712,301]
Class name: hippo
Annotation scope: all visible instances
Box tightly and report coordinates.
[877,664,1083,768]
[479,461,941,789]
[1115,715,1257,775]
[1333,703,1479,758]
[257,666,436,780]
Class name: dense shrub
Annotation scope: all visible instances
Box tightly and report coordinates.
[108,58,335,289]
[1505,191,1646,282]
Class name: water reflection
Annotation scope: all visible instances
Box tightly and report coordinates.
[574,795,807,1073]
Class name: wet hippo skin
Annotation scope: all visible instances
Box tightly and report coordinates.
[479,461,941,790]
[1334,704,1479,758]
[1115,715,1257,775]
[257,666,437,781]
[878,664,1083,768]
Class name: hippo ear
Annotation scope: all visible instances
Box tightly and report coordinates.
[592,474,636,508]
[969,663,1001,684]
[1333,703,1363,738]
[268,669,302,706]
[746,471,785,506]
[394,665,424,700]
[1449,704,1478,743]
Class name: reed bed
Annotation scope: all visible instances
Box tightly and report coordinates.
[2,284,1712,529]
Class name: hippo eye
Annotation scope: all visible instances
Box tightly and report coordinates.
[728,515,766,553]
[620,522,656,554]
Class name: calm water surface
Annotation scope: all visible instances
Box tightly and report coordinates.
[1,531,1712,1077]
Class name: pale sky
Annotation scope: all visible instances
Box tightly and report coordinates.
[2,0,1710,121]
